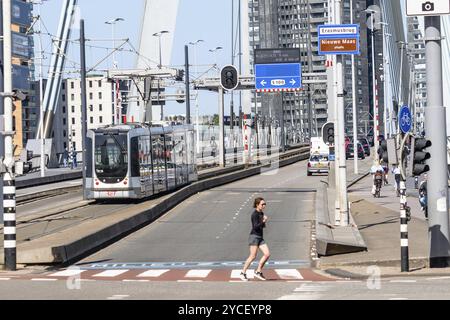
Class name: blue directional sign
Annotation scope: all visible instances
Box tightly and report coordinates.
[255,63,302,91]
[318,24,360,55]
[399,105,412,134]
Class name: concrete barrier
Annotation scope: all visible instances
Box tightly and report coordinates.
[6,150,310,264]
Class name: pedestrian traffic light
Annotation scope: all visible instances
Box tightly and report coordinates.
[378,140,389,163]
[220,65,239,91]
[409,136,432,176]
[322,122,334,145]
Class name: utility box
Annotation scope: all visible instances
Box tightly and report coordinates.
[387,138,398,165]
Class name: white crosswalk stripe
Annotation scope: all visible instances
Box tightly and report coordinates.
[137,269,170,278]
[275,269,303,280]
[50,269,86,277]
[231,269,255,279]
[93,270,129,277]
[185,270,212,278]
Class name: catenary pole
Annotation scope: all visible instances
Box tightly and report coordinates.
[335,0,348,226]
[80,20,88,200]
[2,0,16,271]
[185,45,191,124]
[425,16,450,268]
[350,0,358,175]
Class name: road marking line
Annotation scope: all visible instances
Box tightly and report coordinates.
[231,269,255,279]
[50,269,86,277]
[389,280,416,283]
[427,276,450,280]
[31,278,58,281]
[0,278,11,281]
[389,298,409,300]
[93,270,129,277]
[185,270,212,278]
[177,280,203,282]
[123,279,150,282]
[275,269,303,280]
[137,269,170,278]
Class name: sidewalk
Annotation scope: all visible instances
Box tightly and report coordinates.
[318,172,450,278]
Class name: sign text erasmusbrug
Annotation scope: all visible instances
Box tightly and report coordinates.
[254,48,302,92]
[318,24,360,55]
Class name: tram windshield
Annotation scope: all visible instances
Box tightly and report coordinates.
[95,133,128,180]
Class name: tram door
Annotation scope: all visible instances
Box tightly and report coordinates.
[152,134,166,192]
[174,131,188,185]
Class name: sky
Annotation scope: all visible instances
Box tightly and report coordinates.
[37,0,238,116]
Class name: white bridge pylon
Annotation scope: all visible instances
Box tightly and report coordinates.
[128,0,180,123]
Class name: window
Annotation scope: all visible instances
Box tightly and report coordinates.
[62,106,66,114]
[71,82,74,89]
[98,80,102,87]
[99,104,103,111]
[71,105,75,113]
[89,92,93,100]
[99,92,102,99]
[72,118,75,125]
[90,117,93,124]
[63,130,66,137]
[62,82,66,90]
[62,94,66,102]
[71,94,75,101]
[89,81,93,88]
[63,118,66,125]
[99,116,103,123]
[89,105,93,112]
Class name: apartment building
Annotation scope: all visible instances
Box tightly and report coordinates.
[9,0,34,156]
[54,76,116,153]
[407,16,427,134]
[248,0,371,139]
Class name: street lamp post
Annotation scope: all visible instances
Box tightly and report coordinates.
[209,46,223,73]
[152,30,170,120]
[189,40,204,154]
[105,18,124,124]
[365,9,379,159]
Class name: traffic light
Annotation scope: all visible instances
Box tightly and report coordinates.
[220,65,239,91]
[378,140,389,163]
[322,122,335,145]
[410,136,432,176]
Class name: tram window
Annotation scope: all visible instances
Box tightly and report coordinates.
[130,137,139,177]
[94,134,128,180]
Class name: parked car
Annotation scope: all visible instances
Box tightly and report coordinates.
[346,143,365,160]
[358,137,371,156]
[307,153,329,176]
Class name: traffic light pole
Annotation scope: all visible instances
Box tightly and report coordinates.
[424,16,450,268]
[218,86,225,168]
[399,133,410,272]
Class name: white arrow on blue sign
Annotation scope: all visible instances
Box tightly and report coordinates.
[255,63,302,91]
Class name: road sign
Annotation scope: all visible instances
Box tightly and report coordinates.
[406,0,450,16]
[254,48,301,64]
[399,105,412,134]
[255,63,302,92]
[318,24,360,55]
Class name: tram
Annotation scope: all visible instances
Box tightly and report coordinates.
[85,123,197,200]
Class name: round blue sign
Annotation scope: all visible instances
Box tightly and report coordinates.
[399,106,412,134]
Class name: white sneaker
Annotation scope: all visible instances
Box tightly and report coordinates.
[254,271,266,281]
[239,272,248,282]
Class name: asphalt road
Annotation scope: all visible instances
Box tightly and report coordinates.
[77,160,322,266]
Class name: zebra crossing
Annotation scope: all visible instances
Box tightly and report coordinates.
[9,268,337,283]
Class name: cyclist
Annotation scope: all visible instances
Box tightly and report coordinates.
[370,160,384,197]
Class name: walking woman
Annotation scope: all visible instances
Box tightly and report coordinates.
[240,197,271,281]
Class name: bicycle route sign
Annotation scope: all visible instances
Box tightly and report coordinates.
[399,105,412,134]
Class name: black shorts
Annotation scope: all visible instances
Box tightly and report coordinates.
[248,234,266,246]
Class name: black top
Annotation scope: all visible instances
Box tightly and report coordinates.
[250,210,266,237]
